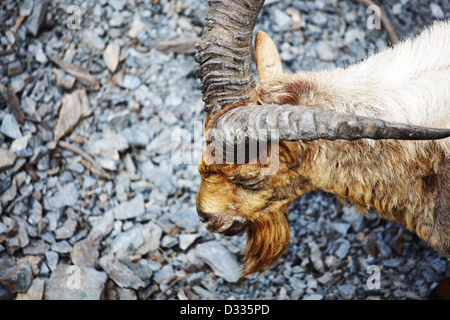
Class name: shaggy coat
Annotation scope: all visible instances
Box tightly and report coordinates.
[196,21,450,278]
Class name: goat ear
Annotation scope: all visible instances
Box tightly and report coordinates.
[254,31,283,81]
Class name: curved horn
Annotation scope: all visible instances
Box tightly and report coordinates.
[211,105,450,148]
[195,0,265,126]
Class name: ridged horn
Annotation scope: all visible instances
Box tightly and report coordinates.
[211,105,450,148]
[195,0,265,126]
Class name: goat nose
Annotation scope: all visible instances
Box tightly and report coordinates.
[196,204,209,223]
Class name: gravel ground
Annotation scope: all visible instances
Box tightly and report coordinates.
[0,0,449,300]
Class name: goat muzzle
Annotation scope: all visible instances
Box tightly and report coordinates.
[196,204,248,236]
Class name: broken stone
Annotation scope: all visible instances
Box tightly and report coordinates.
[309,241,325,273]
[44,264,108,300]
[23,239,50,255]
[316,41,339,62]
[10,134,31,153]
[188,241,241,283]
[71,238,99,268]
[55,218,78,240]
[20,0,34,17]
[117,74,141,90]
[111,193,145,220]
[16,278,45,300]
[135,222,163,256]
[27,0,49,36]
[19,256,43,276]
[7,61,24,77]
[161,235,177,248]
[44,182,79,210]
[168,206,199,233]
[179,234,199,250]
[90,210,115,238]
[0,260,33,293]
[103,42,120,73]
[86,132,129,156]
[81,30,106,51]
[54,89,91,141]
[99,256,152,290]
[1,114,22,139]
[4,222,29,254]
[54,69,76,90]
[51,240,72,254]
[108,225,143,259]
[128,14,146,38]
[35,42,48,64]
[44,251,59,271]
[362,232,378,256]
[0,149,17,170]
[108,222,162,259]
[109,11,125,27]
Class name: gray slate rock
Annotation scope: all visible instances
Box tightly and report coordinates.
[109,222,162,258]
[23,239,50,255]
[20,0,34,17]
[45,251,59,271]
[16,278,45,300]
[272,9,291,32]
[90,210,115,238]
[1,114,22,139]
[71,238,99,268]
[179,233,199,250]
[139,160,176,195]
[316,41,339,62]
[0,148,17,169]
[99,256,152,290]
[44,264,108,300]
[0,260,33,293]
[189,241,241,283]
[55,218,78,240]
[309,241,325,273]
[44,182,79,210]
[81,30,106,51]
[117,74,141,90]
[168,206,199,233]
[51,240,72,254]
[110,194,145,220]
[153,264,175,285]
[134,222,163,256]
[430,3,444,18]
[338,284,356,300]
[26,0,49,36]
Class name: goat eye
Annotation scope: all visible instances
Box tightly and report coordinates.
[231,178,266,191]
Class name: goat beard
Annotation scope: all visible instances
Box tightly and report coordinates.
[239,208,290,279]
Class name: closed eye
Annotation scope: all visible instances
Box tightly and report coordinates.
[230,176,268,191]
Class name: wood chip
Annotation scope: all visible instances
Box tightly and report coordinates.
[286,8,302,30]
[54,89,92,141]
[103,43,121,73]
[7,85,25,125]
[58,141,110,180]
[151,37,200,54]
[51,56,100,89]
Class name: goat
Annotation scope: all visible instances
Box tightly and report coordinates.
[194,0,450,281]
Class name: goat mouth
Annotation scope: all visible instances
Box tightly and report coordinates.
[219,218,248,236]
[201,213,248,236]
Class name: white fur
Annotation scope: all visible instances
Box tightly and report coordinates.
[309,20,450,153]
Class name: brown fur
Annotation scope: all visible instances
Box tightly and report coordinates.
[197,23,450,278]
[197,79,450,277]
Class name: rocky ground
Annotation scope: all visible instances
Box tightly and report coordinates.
[0,0,448,300]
